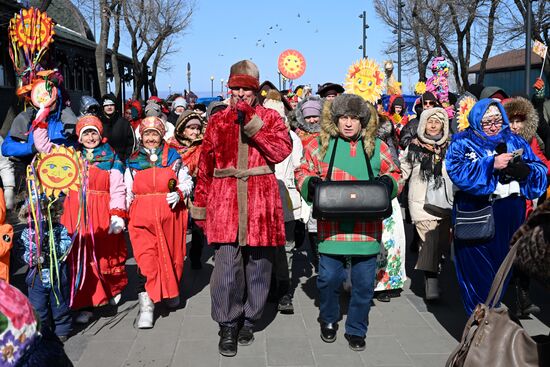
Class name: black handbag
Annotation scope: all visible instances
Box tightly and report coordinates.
[312,137,392,221]
[454,201,495,243]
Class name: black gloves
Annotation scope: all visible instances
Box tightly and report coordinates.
[378,175,394,200]
[307,176,323,202]
[503,161,531,181]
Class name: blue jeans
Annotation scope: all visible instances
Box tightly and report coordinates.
[26,263,72,337]
[317,254,377,337]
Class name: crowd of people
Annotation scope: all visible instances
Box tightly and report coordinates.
[0,57,549,364]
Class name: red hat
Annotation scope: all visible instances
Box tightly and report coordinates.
[227,60,260,91]
[76,115,104,141]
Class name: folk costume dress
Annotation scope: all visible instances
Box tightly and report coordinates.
[445,99,547,314]
[33,127,128,309]
[125,144,193,303]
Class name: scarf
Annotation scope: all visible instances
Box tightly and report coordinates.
[127,142,180,171]
[81,143,124,173]
[407,138,448,187]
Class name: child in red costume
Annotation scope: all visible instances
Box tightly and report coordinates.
[33,115,128,324]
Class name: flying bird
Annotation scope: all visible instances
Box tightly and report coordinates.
[297,13,300,17]
[307,19,310,23]
[233,36,237,39]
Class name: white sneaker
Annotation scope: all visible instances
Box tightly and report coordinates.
[137,292,154,329]
[109,293,122,306]
[75,311,93,324]
[164,296,180,309]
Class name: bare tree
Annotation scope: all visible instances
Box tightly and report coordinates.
[499,0,550,76]
[110,1,122,98]
[374,0,452,83]
[376,0,502,92]
[123,0,194,99]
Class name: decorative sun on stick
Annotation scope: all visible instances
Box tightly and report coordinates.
[28,145,84,198]
[457,96,477,132]
[344,58,384,103]
[278,49,306,80]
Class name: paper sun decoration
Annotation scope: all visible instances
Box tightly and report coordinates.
[344,58,384,103]
[8,7,55,89]
[278,49,306,80]
[457,96,477,132]
[415,81,427,96]
[28,146,84,198]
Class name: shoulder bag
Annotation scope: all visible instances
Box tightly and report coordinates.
[424,175,454,218]
[312,137,392,221]
[446,240,548,367]
[454,200,495,243]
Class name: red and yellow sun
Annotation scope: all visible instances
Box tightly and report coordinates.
[278,49,306,80]
[344,58,384,103]
[30,145,84,198]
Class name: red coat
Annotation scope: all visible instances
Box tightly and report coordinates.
[192,105,292,246]
[526,137,550,217]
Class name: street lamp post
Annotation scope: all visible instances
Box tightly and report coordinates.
[220,79,224,96]
[210,76,214,97]
[168,84,172,96]
[187,62,191,93]
[358,11,369,58]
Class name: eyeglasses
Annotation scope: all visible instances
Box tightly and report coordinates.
[481,118,503,128]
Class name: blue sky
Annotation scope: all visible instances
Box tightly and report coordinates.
[151,0,399,97]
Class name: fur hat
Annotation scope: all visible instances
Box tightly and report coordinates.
[319,97,378,159]
[227,60,260,91]
[417,107,449,145]
[140,116,166,137]
[503,97,539,142]
[175,111,204,145]
[76,115,104,142]
[330,94,371,127]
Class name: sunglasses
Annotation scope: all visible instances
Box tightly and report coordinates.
[423,100,436,106]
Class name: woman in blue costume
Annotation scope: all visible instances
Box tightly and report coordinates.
[445,98,547,315]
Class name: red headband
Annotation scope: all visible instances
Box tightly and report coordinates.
[227,74,259,90]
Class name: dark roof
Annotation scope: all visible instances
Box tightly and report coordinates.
[469,49,544,73]
[29,0,95,42]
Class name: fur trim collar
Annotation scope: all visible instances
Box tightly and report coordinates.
[417,107,449,145]
[503,97,538,142]
[318,99,378,159]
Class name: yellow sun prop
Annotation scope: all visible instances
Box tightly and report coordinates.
[344,58,384,103]
[415,81,427,96]
[457,96,477,132]
[278,49,306,80]
[28,145,84,198]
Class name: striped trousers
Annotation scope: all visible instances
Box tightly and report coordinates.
[210,243,275,328]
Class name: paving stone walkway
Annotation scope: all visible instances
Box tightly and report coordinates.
[56,237,548,367]
[7,215,548,367]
